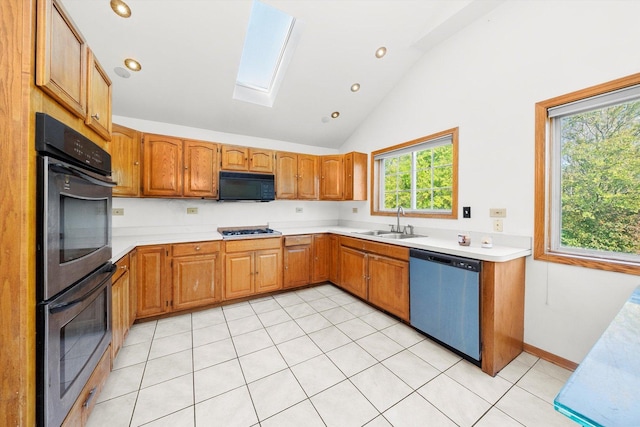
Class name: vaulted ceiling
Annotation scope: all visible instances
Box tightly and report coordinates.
[61,0,502,148]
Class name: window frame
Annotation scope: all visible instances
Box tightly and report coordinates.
[534,73,640,275]
[370,127,458,219]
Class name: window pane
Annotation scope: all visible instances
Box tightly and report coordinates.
[416,189,432,209]
[433,188,453,210]
[433,144,452,166]
[433,166,452,188]
[558,100,640,256]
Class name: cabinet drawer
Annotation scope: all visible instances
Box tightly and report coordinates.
[284,235,312,247]
[61,347,110,427]
[225,237,282,253]
[172,241,221,257]
[113,254,130,283]
[339,235,409,261]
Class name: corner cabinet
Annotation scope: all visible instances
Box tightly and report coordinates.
[142,134,218,198]
[111,124,141,197]
[320,152,367,200]
[136,245,171,319]
[112,254,132,361]
[224,238,282,300]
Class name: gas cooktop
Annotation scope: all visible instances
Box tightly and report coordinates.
[217,226,282,240]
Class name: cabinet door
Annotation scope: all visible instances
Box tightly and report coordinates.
[339,246,368,299]
[221,145,248,171]
[283,245,311,288]
[173,253,221,311]
[224,251,254,299]
[128,249,137,326]
[85,49,112,140]
[329,235,340,285]
[143,134,183,196]
[343,152,354,201]
[298,154,319,200]
[276,152,297,199]
[368,255,409,321]
[36,0,87,118]
[312,234,330,283]
[136,245,170,318]
[111,275,124,361]
[183,140,218,198]
[320,155,343,200]
[255,249,282,293]
[249,149,274,173]
[111,124,141,197]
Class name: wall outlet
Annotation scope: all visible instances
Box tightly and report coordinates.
[352,207,358,213]
[493,219,504,232]
[112,208,124,216]
[490,208,507,218]
[463,206,471,218]
[186,207,198,214]
[295,207,303,213]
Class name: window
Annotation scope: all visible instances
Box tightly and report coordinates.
[535,73,640,274]
[233,1,301,107]
[371,128,458,219]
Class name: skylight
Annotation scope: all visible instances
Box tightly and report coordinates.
[233,1,300,107]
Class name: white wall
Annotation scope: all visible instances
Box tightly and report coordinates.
[339,0,640,363]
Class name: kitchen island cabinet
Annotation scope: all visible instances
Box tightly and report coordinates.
[224,238,282,299]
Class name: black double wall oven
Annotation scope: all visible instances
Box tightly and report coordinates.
[36,113,116,426]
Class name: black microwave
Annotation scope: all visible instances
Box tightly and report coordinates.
[218,171,275,201]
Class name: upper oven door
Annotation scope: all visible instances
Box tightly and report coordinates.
[38,156,115,301]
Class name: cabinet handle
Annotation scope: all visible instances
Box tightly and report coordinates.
[120,265,127,271]
[134,161,139,165]
[91,113,100,121]
[184,166,188,170]
[83,387,97,408]
[195,246,201,251]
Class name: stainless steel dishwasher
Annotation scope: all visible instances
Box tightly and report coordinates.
[409,248,481,363]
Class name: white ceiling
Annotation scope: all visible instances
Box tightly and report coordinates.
[60,0,502,148]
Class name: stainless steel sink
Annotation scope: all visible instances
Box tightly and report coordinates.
[356,230,426,239]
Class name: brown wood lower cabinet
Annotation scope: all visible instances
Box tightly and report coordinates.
[111,254,131,361]
[283,235,312,288]
[136,245,170,318]
[224,237,282,300]
[338,236,410,320]
[172,241,222,311]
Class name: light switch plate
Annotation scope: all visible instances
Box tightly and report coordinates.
[187,207,198,214]
[112,208,124,216]
[463,206,471,218]
[490,208,506,218]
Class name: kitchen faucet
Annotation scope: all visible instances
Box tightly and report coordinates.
[395,206,404,233]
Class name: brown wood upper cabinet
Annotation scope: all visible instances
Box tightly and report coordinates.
[36,0,112,139]
[142,133,218,198]
[320,152,367,200]
[85,49,112,140]
[221,145,274,173]
[112,124,141,197]
[275,152,319,200]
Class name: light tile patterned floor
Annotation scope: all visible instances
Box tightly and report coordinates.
[87,284,575,427]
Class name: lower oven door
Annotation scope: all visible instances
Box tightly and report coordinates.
[37,262,115,427]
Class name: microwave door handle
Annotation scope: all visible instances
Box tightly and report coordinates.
[50,163,117,188]
[49,264,117,314]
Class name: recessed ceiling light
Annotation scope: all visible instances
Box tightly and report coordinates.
[331,111,340,119]
[114,66,131,78]
[124,58,142,72]
[110,0,131,18]
[375,46,387,58]
[350,83,361,92]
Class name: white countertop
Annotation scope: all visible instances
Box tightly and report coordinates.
[112,225,530,263]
